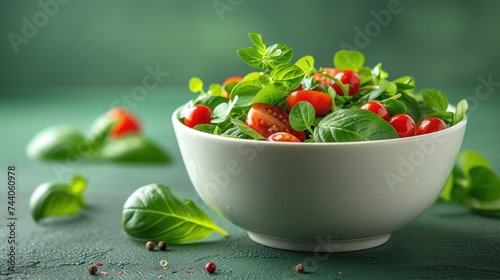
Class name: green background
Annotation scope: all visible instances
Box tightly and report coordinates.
[1,0,500,89]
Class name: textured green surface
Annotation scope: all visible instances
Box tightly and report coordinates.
[1,87,500,279]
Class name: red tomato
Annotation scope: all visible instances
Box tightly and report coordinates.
[360,101,390,121]
[312,67,338,88]
[222,76,243,98]
[184,105,213,128]
[416,118,446,135]
[388,114,416,138]
[332,70,360,96]
[285,90,332,116]
[245,103,306,141]
[108,107,141,139]
[266,132,301,142]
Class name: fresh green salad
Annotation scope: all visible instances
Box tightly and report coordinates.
[181,33,467,142]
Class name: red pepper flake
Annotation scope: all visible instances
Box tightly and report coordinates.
[100,271,109,275]
[96,262,104,267]
[186,269,192,274]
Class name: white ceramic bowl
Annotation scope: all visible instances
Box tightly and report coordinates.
[172,105,467,252]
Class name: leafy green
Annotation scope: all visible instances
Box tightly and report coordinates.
[453,99,468,125]
[289,101,315,133]
[99,135,169,163]
[29,176,87,222]
[230,119,265,140]
[441,150,500,215]
[422,89,448,112]
[26,125,88,161]
[334,50,365,71]
[122,184,228,244]
[384,99,407,116]
[314,109,398,142]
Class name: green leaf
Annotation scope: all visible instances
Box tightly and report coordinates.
[295,55,314,73]
[29,175,87,222]
[100,135,169,163]
[231,80,263,107]
[333,50,365,71]
[360,87,386,101]
[453,99,468,125]
[221,127,247,139]
[271,64,304,82]
[393,76,416,91]
[189,77,203,93]
[194,124,219,135]
[398,92,421,121]
[289,101,315,132]
[194,95,228,110]
[372,63,389,79]
[458,150,492,179]
[248,33,266,55]
[314,109,398,142]
[87,114,116,147]
[379,79,398,95]
[237,47,266,70]
[26,125,88,161]
[427,111,454,124]
[230,119,265,140]
[251,83,288,105]
[468,166,500,202]
[211,96,238,123]
[264,43,293,69]
[208,83,222,97]
[422,89,448,112]
[384,99,407,115]
[122,184,228,244]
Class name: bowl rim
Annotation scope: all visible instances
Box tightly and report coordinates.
[172,103,467,146]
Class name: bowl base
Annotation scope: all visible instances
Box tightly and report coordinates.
[247,232,391,252]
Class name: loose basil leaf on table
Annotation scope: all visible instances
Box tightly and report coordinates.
[99,134,169,163]
[122,184,228,244]
[26,124,88,161]
[29,175,87,222]
[314,109,398,142]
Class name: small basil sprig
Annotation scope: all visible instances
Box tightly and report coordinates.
[29,175,87,222]
[441,151,500,215]
[122,184,228,244]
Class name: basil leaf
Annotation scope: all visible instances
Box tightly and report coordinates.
[271,64,304,82]
[194,95,228,110]
[237,47,266,70]
[211,96,238,124]
[393,76,416,91]
[230,119,265,140]
[379,79,398,95]
[468,166,500,202]
[231,80,263,107]
[189,77,203,93]
[29,176,87,222]
[422,89,448,112]
[333,50,365,71]
[360,87,386,101]
[264,43,293,69]
[248,32,266,55]
[453,99,468,125]
[88,114,116,147]
[384,99,407,115]
[100,135,169,163]
[221,127,247,139]
[372,63,389,79]
[295,55,314,73]
[427,111,454,124]
[251,83,288,105]
[27,125,88,161]
[398,92,421,121]
[208,83,222,97]
[314,109,398,142]
[459,150,492,179]
[194,124,219,135]
[289,101,315,132]
[122,184,228,244]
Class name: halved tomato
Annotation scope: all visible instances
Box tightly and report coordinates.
[245,103,306,141]
[266,132,301,142]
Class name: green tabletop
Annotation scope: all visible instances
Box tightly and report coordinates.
[1,87,500,279]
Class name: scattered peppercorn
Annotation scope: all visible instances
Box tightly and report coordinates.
[146,241,155,251]
[205,262,216,273]
[96,261,103,266]
[88,265,98,275]
[295,263,304,273]
[158,241,168,251]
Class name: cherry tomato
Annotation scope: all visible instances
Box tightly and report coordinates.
[245,103,306,141]
[108,107,141,139]
[285,90,332,116]
[332,70,360,96]
[388,114,416,138]
[360,101,389,121]
[221,76,243,98]
[312,67,338,88]
[184,105,213,128]
[266,132,301,142]
[416,117,446,135]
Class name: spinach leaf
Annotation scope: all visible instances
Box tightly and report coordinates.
[314,109,398,142]
[122,184,228,244]
[230,119,265,140]
[99,135,169,163]
[422,89,448,112]
[384,99,407,116]
[29,176,87,222]
[27,125,88,161]
[453,99,468,125]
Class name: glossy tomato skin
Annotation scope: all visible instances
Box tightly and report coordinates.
[416,118,446,135]
[222,76,243,98]
[333,70,360,96]
[360,101,390,121]
[245,103,306,141]
[266,132,301,142]
[108,107,141,139]
[285,90,332,116]
[388,114,416,138]
[184,105,213,128]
